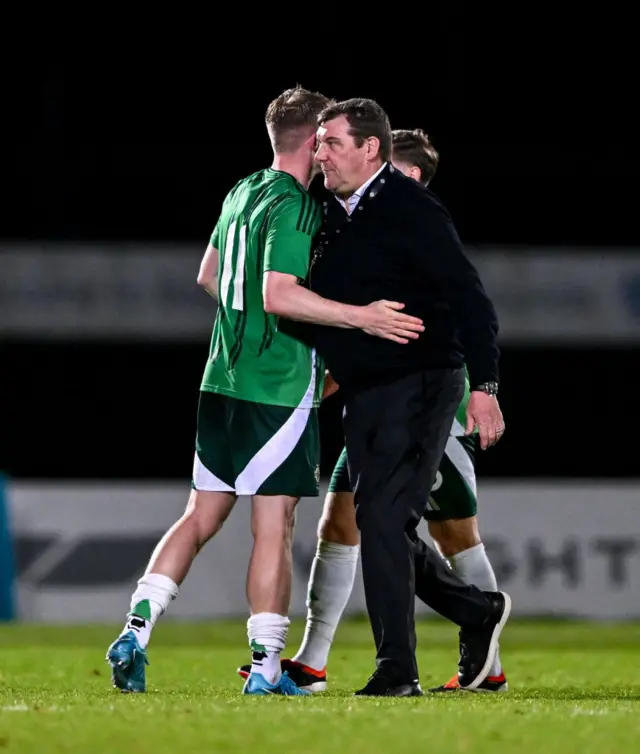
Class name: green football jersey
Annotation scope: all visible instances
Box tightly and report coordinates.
[201,168,323,408]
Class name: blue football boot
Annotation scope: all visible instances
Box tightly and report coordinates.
[106,630,149,693]
[242,670,311,696]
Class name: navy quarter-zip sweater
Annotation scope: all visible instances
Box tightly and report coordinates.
[306,163,499,393]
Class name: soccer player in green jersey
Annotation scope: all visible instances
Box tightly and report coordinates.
[106,88,425,696]
[237,129,508,694]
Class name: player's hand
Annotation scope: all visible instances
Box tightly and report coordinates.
[465,392,505,450]
[358,300,425,344]
[322,371,340,400]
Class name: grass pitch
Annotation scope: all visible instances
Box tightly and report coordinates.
[1,618,639,753]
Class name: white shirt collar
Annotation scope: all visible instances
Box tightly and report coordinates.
[335,162,387,214]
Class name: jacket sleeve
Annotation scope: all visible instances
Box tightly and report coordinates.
[410,191,500,386]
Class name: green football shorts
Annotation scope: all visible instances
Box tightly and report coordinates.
[328,435,477,521]
[192,391,320,497]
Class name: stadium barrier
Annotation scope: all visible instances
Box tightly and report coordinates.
[2,245,640,343]
[5,479,640,622]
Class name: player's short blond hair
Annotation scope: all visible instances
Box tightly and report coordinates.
[266,86,332,154]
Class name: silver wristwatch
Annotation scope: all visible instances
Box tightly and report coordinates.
[474,381,499,396]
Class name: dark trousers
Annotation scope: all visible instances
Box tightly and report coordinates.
[344,368,491,682]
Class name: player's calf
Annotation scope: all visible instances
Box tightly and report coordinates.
[245,495,298,686]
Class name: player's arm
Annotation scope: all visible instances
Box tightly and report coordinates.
[261,196,359,327]
[197,243,219,299]
[262,197,424,341]
[264,271,359,328]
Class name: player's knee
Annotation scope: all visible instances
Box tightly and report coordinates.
[177,511,220,553]
[318,492,359,546]
[184,490,235,548]
[430,517,481,558]
[251,496,297,544]
[319,517,360,546]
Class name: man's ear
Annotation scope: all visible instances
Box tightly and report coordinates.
[365,136,381,162]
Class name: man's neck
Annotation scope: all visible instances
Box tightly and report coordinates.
[271,155,312,190]
[336,160,385,199]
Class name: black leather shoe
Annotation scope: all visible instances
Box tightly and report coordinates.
[355,671,423,697]
[458,591,511,690]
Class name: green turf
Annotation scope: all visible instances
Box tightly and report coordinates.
[1,619,639,753]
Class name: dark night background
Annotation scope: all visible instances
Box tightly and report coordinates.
[1,30,638,482]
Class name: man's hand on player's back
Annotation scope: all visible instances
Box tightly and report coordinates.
[351,300,425,344]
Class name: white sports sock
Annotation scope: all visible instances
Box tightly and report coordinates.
[293,540,360,671]
[120,573,179,650]
[449,543,503,677]
[247,612,290,685]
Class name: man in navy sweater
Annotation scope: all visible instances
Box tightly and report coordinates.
[309,99,509,697]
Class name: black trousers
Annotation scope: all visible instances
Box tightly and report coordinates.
[344,368,491,682]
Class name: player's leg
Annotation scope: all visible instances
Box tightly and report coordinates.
[291,447,360,679]
[426,435,507,692]
[245,493,299,686]
[106,391,237,692]
[234,398,319,696]
[237,447,359,690]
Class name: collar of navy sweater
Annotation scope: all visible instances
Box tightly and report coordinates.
[310,164,395,275]
[333,161,389,214]
[312,162,394,269]
[322,161,393,218]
